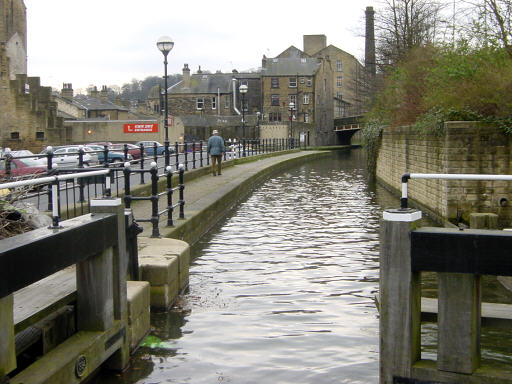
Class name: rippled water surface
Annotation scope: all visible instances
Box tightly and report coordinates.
[94,149,409,384]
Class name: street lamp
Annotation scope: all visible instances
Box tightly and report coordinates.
[157,35,174,167]
[239,84,248,157]
[289,101,295,148]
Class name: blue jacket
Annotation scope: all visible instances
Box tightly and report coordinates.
[207,135,226,156]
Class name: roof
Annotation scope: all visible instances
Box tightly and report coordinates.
[74,95,129,111]
[261,57,320,76]
[169,72,260,95]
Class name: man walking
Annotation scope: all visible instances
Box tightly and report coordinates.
[207,130,226,176]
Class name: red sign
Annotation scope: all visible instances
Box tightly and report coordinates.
[124,123,158,133]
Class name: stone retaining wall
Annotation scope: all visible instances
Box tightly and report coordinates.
[376,122,512,226]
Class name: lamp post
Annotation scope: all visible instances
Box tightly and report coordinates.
[239,84,248,157]
[156,36,174,167]
[289,101,295,148]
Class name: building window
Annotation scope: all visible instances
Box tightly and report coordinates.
[300,77,305,84]
[224,96,230,109]
[241,80,248,86]
[153,104,160,113]
[306,78,312,87]
[36,131,45,140]
[271,78,279,88]
[337,76,342,87]
[289,77,297,88]
[196,97,204,110]
[212,97,216,110]
[304,113,310,123]
[337,60,342,72]
[337,92,343,100]
[271,94,280,106]
[289,94,297,106]
[269,112,282,122]
[303,93,310,104]
[10,132,19,140]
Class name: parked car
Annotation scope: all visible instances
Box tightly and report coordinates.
[135,141,174,156]
[9,149,48,166]
[41,146,97,167]
[87,145,133,164]
[109,143,144,160]
[0,157,47,178]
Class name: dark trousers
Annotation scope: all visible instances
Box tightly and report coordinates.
[211,154,222,175]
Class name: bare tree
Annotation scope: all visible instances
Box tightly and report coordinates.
[463,0,512,56]
[375,0,447,67]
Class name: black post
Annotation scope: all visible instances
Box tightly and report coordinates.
[123,144,129,161]
[150,164,160,238]
[179,165,185,219]
[242,92,246,157]
[78,147,85,202]
[123,165,132,209]
[103,145,109,166]
[192,142,196,169]
[163,52,170,168]
[139,143,145,184]
[166,166,174,227]
[184,142,189,171]
[46,148,53,212]
[199,141,204,167]
[153,143,158,163]
[175,142,179,168]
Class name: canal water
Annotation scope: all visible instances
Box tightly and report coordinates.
[93,149,511,384]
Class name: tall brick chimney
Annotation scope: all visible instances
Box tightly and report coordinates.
[365,6,376,80]
[182,64,190,88]
[61,83,73,100]
[100,85,108,102]
[90,86,99,98]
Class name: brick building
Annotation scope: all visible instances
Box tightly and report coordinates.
[0,0,63,152]
[166,64,261,140]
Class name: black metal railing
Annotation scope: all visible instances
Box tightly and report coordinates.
[122,162,185,238]
[0,137,301,223]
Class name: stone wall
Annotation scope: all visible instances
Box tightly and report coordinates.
[376,122,512,226]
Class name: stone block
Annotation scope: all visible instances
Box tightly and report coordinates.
[127,281,150,325]
[128,308,150,352]
[139,255,179,287]
[149,280,180,309]
[138,237,190,292]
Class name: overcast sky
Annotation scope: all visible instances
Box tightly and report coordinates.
[24,1,376,93]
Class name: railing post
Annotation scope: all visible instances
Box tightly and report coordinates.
[199,141,204,167]
[123,162,132,209]
[103,145,109,167]
[242,138,246,157]
[164,140,170,168]
[78,146,85,202]
[166,165,174,227]
[0,294,16,381]
[150,162,160,238]
[380,208,422,384]
[178,164,185,219]
[175,142,179,169]
[46,146,54,212]
[192,142,197,169]
[123,143,129,161]
[139,143,145,184]
[184,143,189,171]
